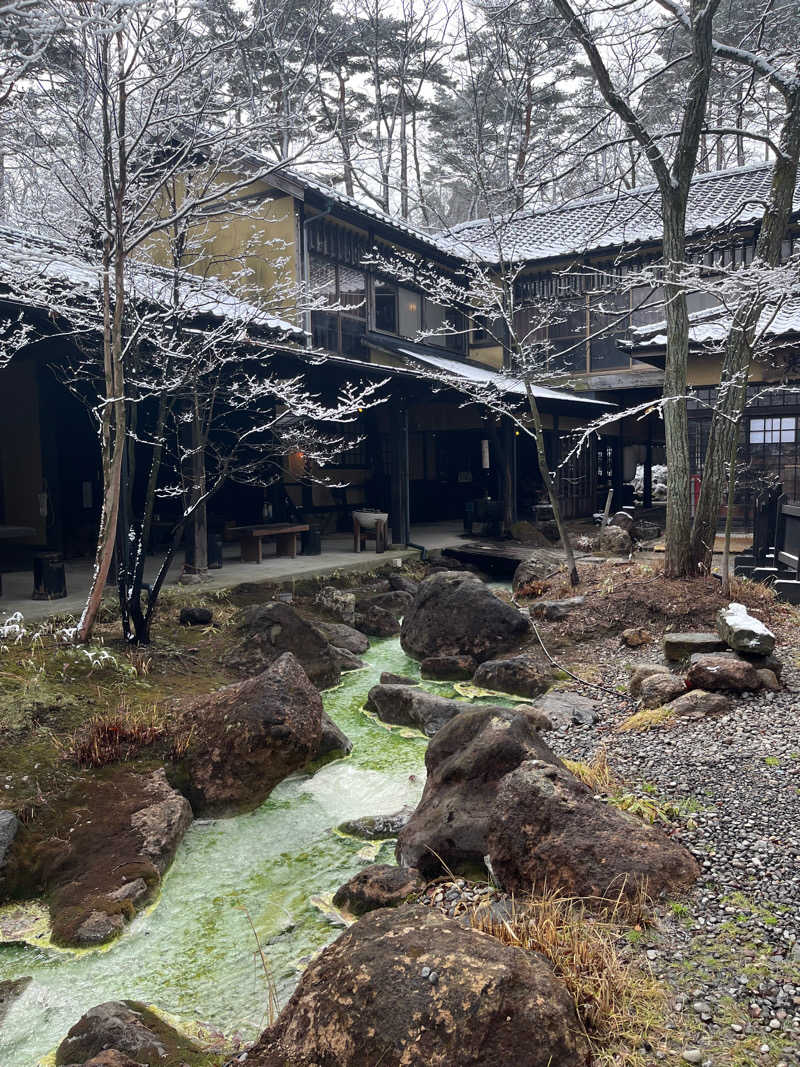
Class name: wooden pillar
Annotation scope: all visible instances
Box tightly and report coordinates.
[390,399,409,546]
[644,423,653,510]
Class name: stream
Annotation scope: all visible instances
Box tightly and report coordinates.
[0,636,433,1067]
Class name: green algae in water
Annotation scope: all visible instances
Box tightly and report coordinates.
[0,637,433,1067]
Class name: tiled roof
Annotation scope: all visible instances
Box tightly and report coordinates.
[0,225,302,335]
[436,164,800,264]
[630,297,800,351]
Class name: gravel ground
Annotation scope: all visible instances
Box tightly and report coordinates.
[540,605,800,1067]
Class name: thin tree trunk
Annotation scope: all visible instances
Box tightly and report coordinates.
[661,199,693,578]
[690,92,800,574]
[524,381,579,585]
[721,419,740,597]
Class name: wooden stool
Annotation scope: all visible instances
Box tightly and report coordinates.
[32,552,67,600]
[353,516,388,553]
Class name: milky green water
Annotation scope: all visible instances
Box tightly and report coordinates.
[0,636,431,1067]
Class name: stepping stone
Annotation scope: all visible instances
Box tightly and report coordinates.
[663,632,727,661]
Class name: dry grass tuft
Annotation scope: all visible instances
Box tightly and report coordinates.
[563,747,618,793]
[617,705,675,734]
[471,886,663,1064]
[68,703,168,767]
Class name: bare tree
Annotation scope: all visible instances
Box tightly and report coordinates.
[4,0,332,642]
[550,0,720,577]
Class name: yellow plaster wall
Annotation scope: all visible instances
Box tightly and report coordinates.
[468,346,504,370]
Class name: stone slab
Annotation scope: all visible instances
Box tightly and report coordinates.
[663,632,727,662]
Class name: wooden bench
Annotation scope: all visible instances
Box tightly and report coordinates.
[226,523,309,563]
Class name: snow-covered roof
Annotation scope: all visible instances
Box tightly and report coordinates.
[394,345,609,405]
[630,297,800,352]
[435,164,800,264]
[0,225,302,335]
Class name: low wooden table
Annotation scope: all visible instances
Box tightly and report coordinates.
[226,523,309,563]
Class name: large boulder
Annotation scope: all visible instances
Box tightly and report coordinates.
[420,654,476,680]
[2,769,191,948]
[531,690,600,728]
[54,1000,205,1066]
[314,620,369,655]
[663,632,727,661]
[177,652,323,814]
[685,652,762,693]
[0,810,19,873]
[248,905,591,1067]
[717,602,776,655]
[228,602,340,690]
[365,684,473,737]
[355,603,400,638]
[389,574,419,596]
[487,760,700,901]
[598,525,632,555]
[511,550,564,594]
[638,672,686,709]
[396,705,559,878]
[332,864,424,916]
[628,663,671,698]
[609,510,633,532]
[338,807,415,840]
[667,689,730,718]
[400,571,528,663]
[356,589,414,617]
[315,712,353,762]
[316,585,356,625]
[473,654,551,698]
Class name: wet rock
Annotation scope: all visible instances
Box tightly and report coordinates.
[397,705,559,878]
[473,654,551,698]
[130,768,193,875]
[379,671,418,686]
[511,550,564,594]
[621,627,652,648]
[629,664,671,698]
[74,910,125,946]
[530,596,585,621]
[54,1000,204,1066]
[401,571,529,663]
[487,760,700,901]
[666,689,730,718]
[686,652,762,693]
[0,976,30,1026]
[717,602,775,655]
[314,620,369,655]
[177,652,323,814]
[228,602,340,690]
[83,1052,143,1067]
[249,905,590,1067]
[365,684,471,737]
[421,654,476,681]
[178,606,212,626]
[0,810,19,869]
[338,807,415,840]
[355,603,401,638]
[2,768,191,948]
[330,646,365,673]
[531,690,600,728]
[639,673,686,709]
[316,586,356,626]
[332,864,424,916]
[663,632,728,661]
[598,525,632,555]
[389,574,419,596]
[315,712,353,762]
[106,878,149,905]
